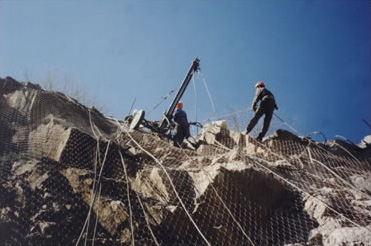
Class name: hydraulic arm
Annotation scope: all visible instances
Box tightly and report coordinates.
[159,58,200,130]
[128,58,200,134]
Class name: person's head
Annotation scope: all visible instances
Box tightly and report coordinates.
[177,101,183,109]
[255,81,265,88]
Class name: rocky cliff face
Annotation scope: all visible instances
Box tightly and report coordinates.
[0,77,370,246]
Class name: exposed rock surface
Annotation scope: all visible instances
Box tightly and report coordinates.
[1,77,370,245]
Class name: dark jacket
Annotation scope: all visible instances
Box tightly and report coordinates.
[174,109,188,127]
[252,87,278,110]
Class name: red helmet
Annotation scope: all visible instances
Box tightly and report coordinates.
[255,81,265,88]
[177,101,183,109]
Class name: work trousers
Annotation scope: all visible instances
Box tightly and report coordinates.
[174,124,190,148]
[246,99,275,140]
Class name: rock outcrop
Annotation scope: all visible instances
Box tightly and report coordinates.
[1,77,370,245]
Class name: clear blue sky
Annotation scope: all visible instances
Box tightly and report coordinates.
[1,0,370,143]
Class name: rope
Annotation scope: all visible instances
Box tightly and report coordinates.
[91,185,102,246]
[251,135,370,228]
[248,135,297,170]
[76,140,111,246]
[115,122,161,245]
[250,110,369,197]
[119,151,135,246]
[250,133,371,199]
[193,75,198,134]
[76,110,101,246]
[203,130,370,232]
[76,109,113,246]
[362,119,371,131]
[147,89,175,116]
[306,131,327,143]
[199,72,217,116]
[84,110,102,246]
[199,107,252,124]
[332,142,365,167]
[179,145,255,246]
[103,109,370,244]
[273,112,299,134]
[135,191,161,246]
[308,147,370,198]
[246,154,367,231]
[335,135,357,146]
[120,126,211,246]
[213,139,234,152]
[270,112,366,171]
[128,97,136,116]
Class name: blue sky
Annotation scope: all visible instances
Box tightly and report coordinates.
[1,0,370,143]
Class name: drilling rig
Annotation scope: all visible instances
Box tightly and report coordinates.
[127,58,201,137]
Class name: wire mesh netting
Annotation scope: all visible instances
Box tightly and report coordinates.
[1,77,371,246]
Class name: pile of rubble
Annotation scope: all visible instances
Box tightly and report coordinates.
[0,77,370,245]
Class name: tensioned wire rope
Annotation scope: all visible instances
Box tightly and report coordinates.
[117,119,257,245]
[137,80,370,242]
[198,71,217,117]
[175,117,370,241]
[113,73,255,244]
[254,116,371,199]
[246,154,367,230]
[115,125,161,246]
[114,121,162,246]
[186,80,371,231]
[107,73,370,241]
[78,112,159,246]
[193,77,370,198]
[101,101,370,245]
[201,99,366,171]
[193,75,198,134]
[125,70,369,204]
[118,150,135,246]
[76,110,112,246]
[115,119,212,246]
[127,69,370,201]
[204,133,369,231]
[176,146,256,246]
[202,120,371,232]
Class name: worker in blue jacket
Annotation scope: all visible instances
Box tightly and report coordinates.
[173,101,190,147]
[246,81,278,141]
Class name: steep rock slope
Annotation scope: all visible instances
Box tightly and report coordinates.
[0,77,370,246]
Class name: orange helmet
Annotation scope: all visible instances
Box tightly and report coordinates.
[255,81,265,88]
[177,101,183,109]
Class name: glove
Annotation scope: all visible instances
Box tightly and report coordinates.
[252,106,257,112]
[275,105,278,110]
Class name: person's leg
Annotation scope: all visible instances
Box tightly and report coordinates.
[246,107,264,133]
[174,125,185,147]
[257,102,275,140]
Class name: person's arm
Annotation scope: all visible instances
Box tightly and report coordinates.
[184,112,189,126]
[251,87,263,111]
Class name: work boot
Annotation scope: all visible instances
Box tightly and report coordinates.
[256,133,263,142]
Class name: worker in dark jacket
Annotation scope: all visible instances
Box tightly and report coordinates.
[246,81,278,141]
[173,101,190,147]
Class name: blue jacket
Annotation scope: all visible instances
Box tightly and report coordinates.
[173,109,189,127]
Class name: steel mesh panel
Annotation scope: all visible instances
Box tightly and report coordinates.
[1,78,370,246]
